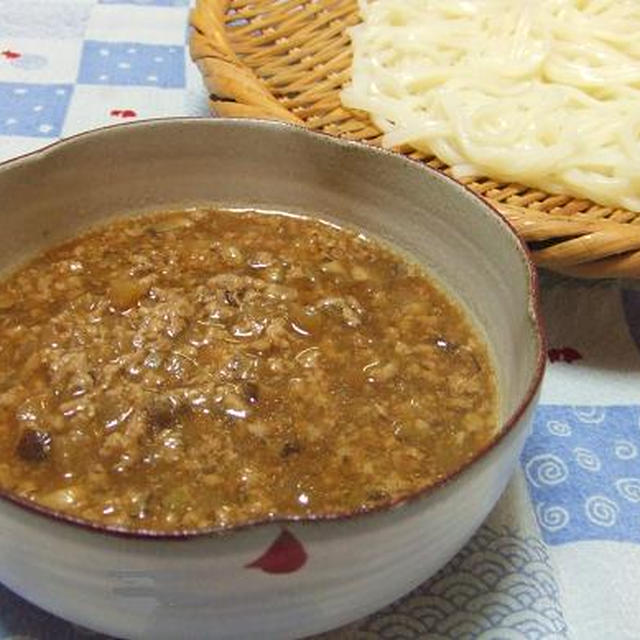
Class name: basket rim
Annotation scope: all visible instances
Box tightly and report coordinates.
[189,0,640,279]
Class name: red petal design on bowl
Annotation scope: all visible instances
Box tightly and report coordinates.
[246,529,308,574]
[548,347,583,363]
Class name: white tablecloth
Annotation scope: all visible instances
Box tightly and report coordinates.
[1,2,640,638]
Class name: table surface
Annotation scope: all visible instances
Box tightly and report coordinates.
[1,2,640,639]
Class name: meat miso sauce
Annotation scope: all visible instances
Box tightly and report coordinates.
[0,209,497,532]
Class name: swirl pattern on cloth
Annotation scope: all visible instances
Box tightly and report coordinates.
[522,405,640,545]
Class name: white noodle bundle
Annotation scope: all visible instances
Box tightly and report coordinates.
[342,0,640,211]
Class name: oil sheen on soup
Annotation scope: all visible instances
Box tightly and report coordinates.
[0,209,497,531]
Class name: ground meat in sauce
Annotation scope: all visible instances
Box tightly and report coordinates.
[0,209,497,531]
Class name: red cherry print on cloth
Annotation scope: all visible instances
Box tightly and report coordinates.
[1,50,21,59]
[246,529,308,574]
[110,109,138,118]
[548,347,583,364]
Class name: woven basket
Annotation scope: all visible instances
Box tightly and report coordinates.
[190,0,640,279]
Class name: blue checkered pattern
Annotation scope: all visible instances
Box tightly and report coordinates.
[0,82,72,136]
[78,40,185,87]
[0,0,206,160]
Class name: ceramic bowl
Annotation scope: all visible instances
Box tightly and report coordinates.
[0,119,545,640]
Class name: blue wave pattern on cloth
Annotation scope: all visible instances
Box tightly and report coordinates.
[344,525,568,639]
[522,405,640,545]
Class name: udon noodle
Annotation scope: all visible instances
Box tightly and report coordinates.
[342,0,640,211]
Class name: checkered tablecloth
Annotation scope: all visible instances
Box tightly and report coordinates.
[2,2,640,639]
[0,0,207,162]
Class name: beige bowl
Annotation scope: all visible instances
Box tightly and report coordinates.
[0,118,545,639]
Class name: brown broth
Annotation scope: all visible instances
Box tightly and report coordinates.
[0,209,497,531]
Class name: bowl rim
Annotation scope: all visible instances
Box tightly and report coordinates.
[0,117,547,540]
